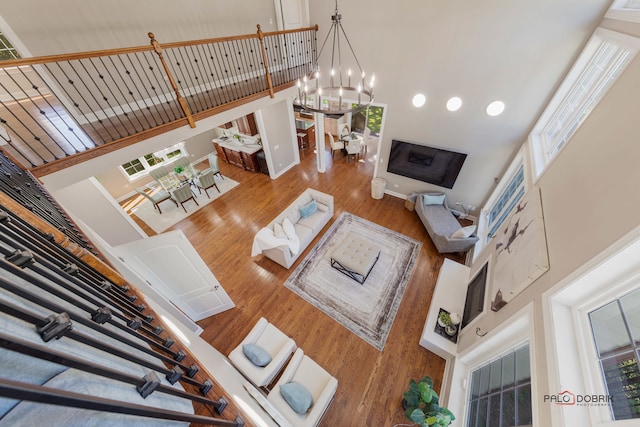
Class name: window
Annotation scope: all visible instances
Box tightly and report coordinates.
[589,288,640,420]
[119,142,187,180]
[467,344,532,427]
[0,32,20,60]
[487,165,525,240]
[529,29,639,178]
[351,105,384,135]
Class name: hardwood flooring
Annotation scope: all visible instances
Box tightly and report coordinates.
[127,139,466,427]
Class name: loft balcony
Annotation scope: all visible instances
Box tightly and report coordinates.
[0,25,317,176]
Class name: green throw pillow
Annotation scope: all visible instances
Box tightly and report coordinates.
[280,381,313,414]
[298,199,318,219]
[242,343,272,367]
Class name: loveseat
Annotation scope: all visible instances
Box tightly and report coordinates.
[251,188,334,268]
[415,192,479,253]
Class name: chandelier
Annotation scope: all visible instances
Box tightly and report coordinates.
[294,1,374,116]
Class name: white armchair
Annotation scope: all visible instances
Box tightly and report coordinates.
[267,349,338,427]
[228,317,297,388]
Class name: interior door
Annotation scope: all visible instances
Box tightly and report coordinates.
[113,230,234,322]
[275,0,308,30]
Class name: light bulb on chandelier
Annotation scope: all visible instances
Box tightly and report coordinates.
[294,1,375,115]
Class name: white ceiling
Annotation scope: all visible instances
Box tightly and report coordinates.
[0,0,617,207]
[308,0,614,205]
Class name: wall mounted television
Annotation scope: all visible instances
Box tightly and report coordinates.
[387,139,467,189]
[461,262,489,329]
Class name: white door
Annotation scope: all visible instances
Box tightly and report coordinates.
[113,230,234,322]
[274,0,308,30]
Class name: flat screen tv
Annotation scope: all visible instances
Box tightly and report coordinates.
[461,262,488,329]
[387,140,467,189]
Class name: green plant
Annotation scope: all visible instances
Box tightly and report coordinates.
[403,376,455,427]
[173,165,184,174]
[438,311,451,326]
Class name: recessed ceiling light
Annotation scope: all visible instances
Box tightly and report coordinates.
[486,100,505,116]
[446,97,462,112]
[412,93,426,108]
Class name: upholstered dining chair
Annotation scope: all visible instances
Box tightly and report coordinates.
[172,157,198,179]
[361,127,371,157]
[149,166,181,191]
[134,187,177,214]
[195,169,220,198]
[345,138,361,162]
[206,152,224,180]
[170,184,198,213]
[328,132,343,158]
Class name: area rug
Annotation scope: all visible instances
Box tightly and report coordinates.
[284,212,422,351]
[132,177,239,233]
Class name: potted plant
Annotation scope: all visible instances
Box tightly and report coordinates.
[438,311,451,327]
[403,376,455,426]
[173,165,185,174]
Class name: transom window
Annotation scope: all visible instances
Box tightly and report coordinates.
[0,32,20,61]
[487,164,524,239]
[467,343,532,427]
[589,287,640,420]
[529,28,639,178]
[119,142,187,180]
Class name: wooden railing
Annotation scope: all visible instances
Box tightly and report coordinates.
[0,25,317,176]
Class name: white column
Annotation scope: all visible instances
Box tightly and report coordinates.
[314,111,326,173]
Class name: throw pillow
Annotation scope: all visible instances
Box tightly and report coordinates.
[423,193,446,206]
[280,381,313,414]
[282,217,297,240]
[316,202,329,212]
[451,224,476,239]
[242,343,272,367]
[273,222,286,239]
[298,199,318,219]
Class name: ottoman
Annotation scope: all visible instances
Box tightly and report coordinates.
[330,232,381,284]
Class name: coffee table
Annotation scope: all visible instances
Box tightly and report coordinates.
[330,233,381,284]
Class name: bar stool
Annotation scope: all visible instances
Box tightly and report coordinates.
[297,132,307,149]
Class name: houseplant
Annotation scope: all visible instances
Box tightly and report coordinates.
[438,311,451,327]
[173,165,184,174]
[403,376,455,426]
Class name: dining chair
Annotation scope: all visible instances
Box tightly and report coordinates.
[328,132,343,158]
[345,138,361,162]
[195,169,220,198]
[361,127,371,157]
[170,184,198,213]
[134,187,177,214]
[206,153,224,180]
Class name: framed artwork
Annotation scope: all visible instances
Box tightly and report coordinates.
[490,186,549,311]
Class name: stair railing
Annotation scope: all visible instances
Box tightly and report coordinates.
[0,25,317,175]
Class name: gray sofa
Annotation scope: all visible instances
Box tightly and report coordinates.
[415,192,479,253]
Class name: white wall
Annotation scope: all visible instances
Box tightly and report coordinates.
[51,177,146,246]
[0,0,278,55]
[255,99,298,177]
[447,31,640,427]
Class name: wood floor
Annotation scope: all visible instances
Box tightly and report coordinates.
[128,140,466,427]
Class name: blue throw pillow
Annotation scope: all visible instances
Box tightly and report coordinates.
[280,381,313,414]
[242,343,272,367]
[298,199,318,219]
[423,193,446,206]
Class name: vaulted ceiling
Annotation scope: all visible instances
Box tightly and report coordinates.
[308,0,613,205]
[0,0,616,206]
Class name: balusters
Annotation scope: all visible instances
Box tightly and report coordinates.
[0,27,318,170]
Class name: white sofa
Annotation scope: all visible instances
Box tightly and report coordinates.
[252,188,334,269]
